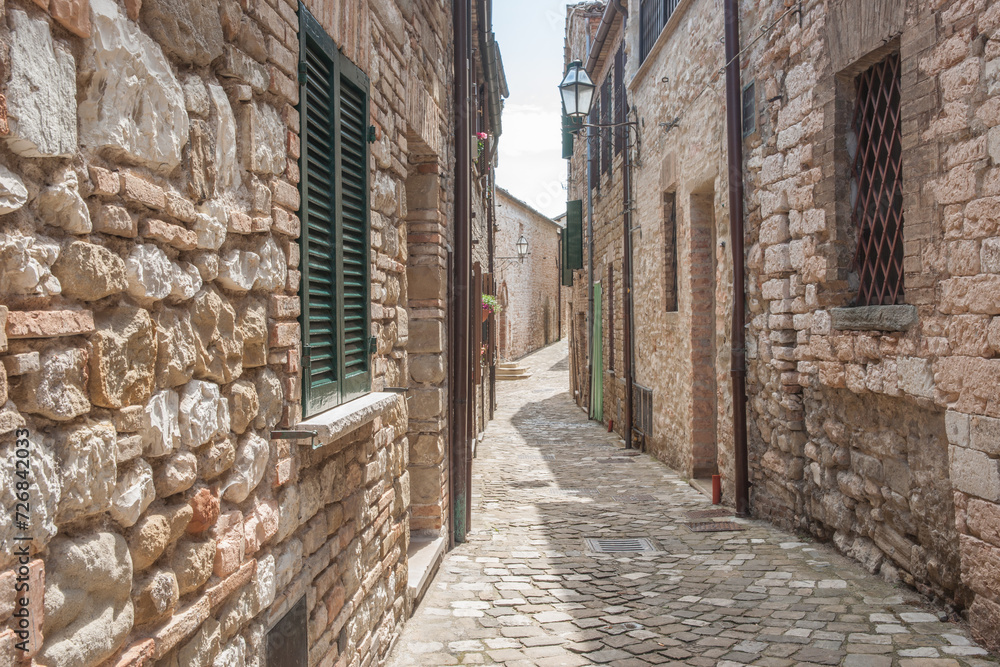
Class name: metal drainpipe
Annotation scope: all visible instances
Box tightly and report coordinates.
[622,118,634,449]
[585,29,595,415]
[451,0,472,543]
[724,0,750,517]
[488,170,496,419]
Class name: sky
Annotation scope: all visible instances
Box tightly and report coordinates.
[492,0,577,218]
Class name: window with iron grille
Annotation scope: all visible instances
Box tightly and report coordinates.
[663,192,678,312]
[639,0,681,64]
[602,72,612,178]
[742,81,756,137]
[589,97,600,191]
[614,43,626,155]
[299,3,372,416]
[849,53,903,306]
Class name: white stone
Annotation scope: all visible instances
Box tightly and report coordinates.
[254,368,283,430]
[126,244,174,302]
[56,420,117,522]
[0,232,61,296]
[194,200,228,250]
[80,0,190,172]
[217,249,260,292]
[36,168,93,234]
[171,261,204,301]
[41,533,134,667]
[191,252,220,282]
[142,389,181,457]
[6,10,77,158]
[154,451,198,496]
[0,165,28,215]
[255,553,276,609]
[110,458,155,527]
[16,347,90,421]
[252,236,287,292]
[897,356,935,398]
[241,101,286,175]
[213,635,246,667]
[183,74,210,116]
[179,380,230,448]
[950,444,1000,501]
[222,432,268,502]
[209,84,240,192]
[0,431,59,568]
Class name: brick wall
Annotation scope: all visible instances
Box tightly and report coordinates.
[0,0,454,664]
[494,189,563,362]
[741,0,1000,648]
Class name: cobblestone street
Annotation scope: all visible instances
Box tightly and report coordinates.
[387,342,998,667]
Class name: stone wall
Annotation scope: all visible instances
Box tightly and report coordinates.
[0,0,453,664]
[740,0,1000,648]
[624,0,733,482]
[494,188,562,362]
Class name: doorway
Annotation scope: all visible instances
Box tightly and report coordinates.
[689,192,718,479]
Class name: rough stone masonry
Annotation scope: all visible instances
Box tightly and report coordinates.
[0,0,456,664]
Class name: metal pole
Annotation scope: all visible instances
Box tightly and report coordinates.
[724,0,750,517]
[623,123,634,449]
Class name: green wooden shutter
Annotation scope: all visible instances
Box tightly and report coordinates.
[300,7,340,416]
[337,59,371,402]
[299,4,371,414]
[561,226,573,286]
[566,200,584,270]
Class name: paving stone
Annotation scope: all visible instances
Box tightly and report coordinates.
[384,343,999,667]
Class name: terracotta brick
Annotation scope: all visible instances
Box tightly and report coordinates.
[272,206,300,237]
[150,597,210,660]
[205,558,256,610]
[269,320,299,348]
[269,65,298,105]
[186,488,220,534]
[271,179,299,211]
[269,294,300,319]
[112,639,156,667]
[141,218,198,250]
[6,310,95,339]
[120,172,165,209]
[49,0,92,37]
[229,210,253,234]
[89,165,119,196]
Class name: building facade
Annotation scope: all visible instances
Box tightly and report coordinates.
[565,0,1000,650]
[494,188,564,362]
[0,0,502,665]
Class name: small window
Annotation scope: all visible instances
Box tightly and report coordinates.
[639,0,681,63]
[849,53,903,306]
[299,4,372,416]
[663,192,678,312]
[742,81,756,137]
[588,97,600,191]
[602,72,613,178]
[267,596,307,666]
[614,44,627,155]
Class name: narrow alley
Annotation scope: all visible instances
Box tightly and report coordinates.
[387,343,997,667]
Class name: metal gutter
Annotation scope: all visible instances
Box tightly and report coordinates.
[585,1,619,75]
[723,0,750,517]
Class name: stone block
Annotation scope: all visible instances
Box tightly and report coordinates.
[54,420,117,522]
[81,0,189,173]
[409,388,443,420]
[6,310,95,339]
[49,0,92,37]
[89,165,120,196]
[90,306,157,409]
[153,451,198,497]
[142,218,197,250]
[170,538,216,595]
[128,503,192,571]
[95,204,138,238]
[409,465,443,505]
[970,592,1000,650]
[110,458,155,527]
[121,173,166,210]
[40,533,133,667]
[831,305,918,332]
[410,354,446,384]
[191,287,244,383]
[940,275,1000,315]
[971,415,1000,456]
[3,352,40,376]
[141,0,223,66]
[410,433,444,466]
[15,347,90,421]
[407,266,445,301]
[6,10,77,158]
[951,445,1000,502]
[222,432,268,502]
[897,356,935,398]
[213,511,246,578]
[37,169,92,234]
[408,319,444,354]
[179,379,230,448]
[132,569,179,627]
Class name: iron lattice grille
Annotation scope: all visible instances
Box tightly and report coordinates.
[850,53,904,306]
[632,383,653,437]
[639,0,681,63]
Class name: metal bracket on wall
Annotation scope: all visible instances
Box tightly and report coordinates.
[270,429,318,447]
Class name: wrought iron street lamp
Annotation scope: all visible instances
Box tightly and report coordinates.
[515,235,529,262]
[559,60,596,119]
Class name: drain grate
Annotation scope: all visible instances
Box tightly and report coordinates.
[687,508,732,519]
[584,537,658,553]
[613,494,657,502]
[687,521,745,532]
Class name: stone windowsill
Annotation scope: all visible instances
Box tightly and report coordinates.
[295,392,402,448]
[830,305,918,332]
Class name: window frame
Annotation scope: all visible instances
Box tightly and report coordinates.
[298,3,373,417]
[663,192,678,312]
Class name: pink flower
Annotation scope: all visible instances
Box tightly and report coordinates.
[477,132,488,140]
